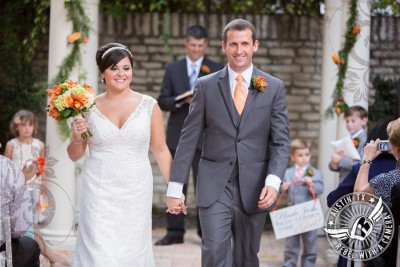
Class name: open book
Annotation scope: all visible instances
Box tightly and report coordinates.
[330,135,361,160]
[174,91,193,103]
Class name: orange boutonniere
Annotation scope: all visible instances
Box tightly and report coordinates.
[305,167,314,177]
[352,137,360,148]
[200,65,210,75]
[252,76,268,93]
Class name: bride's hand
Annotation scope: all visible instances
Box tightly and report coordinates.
[71,119,88,142]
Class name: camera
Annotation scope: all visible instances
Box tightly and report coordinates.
[378,140,391,152]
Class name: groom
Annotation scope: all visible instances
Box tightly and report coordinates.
[166,19,290,266]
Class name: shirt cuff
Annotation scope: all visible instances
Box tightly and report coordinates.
[167,182,184,198]
[265,174,282,191]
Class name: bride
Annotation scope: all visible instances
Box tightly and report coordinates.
[67,43,180,266]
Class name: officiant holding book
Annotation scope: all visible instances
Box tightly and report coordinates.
[156,25,223,245]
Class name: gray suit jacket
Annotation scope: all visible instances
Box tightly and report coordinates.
[170,66,290,213]
[283,165,324,206]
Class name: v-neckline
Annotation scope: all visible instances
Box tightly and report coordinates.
[93,96,144,130]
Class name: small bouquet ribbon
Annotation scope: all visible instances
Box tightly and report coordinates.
[273,170,317,211]
[46,80,96,140]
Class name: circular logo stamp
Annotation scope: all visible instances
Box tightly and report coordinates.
[324,193,394,261]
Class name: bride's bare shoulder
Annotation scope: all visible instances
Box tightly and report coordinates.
[95,93,106,104]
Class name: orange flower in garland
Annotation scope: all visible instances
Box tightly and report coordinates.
[200,65,210,75]
[305,167,314,177]
[335,96,348,114]
[68,32,81,43]
[332,53,345,65]
[67,32,88,44]
[352,137,360,148]
[252,76,268,93]
[352,24,361,35]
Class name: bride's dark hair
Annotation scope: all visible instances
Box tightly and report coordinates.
[96,43,133,74]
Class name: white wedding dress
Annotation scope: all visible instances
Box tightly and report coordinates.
[72,95,156,267]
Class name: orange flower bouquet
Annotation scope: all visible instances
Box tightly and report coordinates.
[46,80,96,139]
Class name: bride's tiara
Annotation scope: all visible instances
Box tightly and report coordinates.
[102,46,132,59]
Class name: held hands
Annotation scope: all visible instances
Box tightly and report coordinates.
[258,185,278,209]
[166,194,187,215]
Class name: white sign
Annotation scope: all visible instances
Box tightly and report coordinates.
[270,199,324,240]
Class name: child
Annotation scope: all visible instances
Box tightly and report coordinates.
[329,105,368,182]
[281,139,324,267]
[4,109,71,267]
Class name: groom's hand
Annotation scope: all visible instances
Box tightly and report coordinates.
[258,186,278,209]
[166,195,187,215]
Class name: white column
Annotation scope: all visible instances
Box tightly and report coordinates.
[343,0,371,110]
[337,0,371,138]
[43,0,100,245]
[43,0,77,244]
[318,0,344,214]
[74,0,99,222]
[336,0,351,139]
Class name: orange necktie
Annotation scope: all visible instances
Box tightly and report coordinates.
[296,167,303,180]
[234,75,247,115]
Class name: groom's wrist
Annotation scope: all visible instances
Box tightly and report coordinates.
[166,181,184,198]
[265,174,281,192]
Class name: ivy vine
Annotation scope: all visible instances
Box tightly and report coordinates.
[325,0,360,118]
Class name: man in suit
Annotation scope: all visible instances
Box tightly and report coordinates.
[156,25,223,246]
[166,19,290,266]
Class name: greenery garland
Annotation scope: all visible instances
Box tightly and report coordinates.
[51,0,91,139]
[325,0,360,118]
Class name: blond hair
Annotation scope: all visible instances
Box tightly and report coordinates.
[9,110,36,137]
[290,139,311,155]
[387,118,400,148]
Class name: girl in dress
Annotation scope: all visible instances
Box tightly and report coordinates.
[67,43,179,266]
[4,109,71,267]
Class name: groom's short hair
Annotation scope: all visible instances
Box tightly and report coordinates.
[222,19,256,44]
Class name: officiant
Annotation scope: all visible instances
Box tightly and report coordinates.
[156,25,223,245]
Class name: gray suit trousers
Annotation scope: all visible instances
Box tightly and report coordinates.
[198,163,267,267]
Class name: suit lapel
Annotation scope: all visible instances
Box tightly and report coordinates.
[217,67,238,128]
[181,59,190,92]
